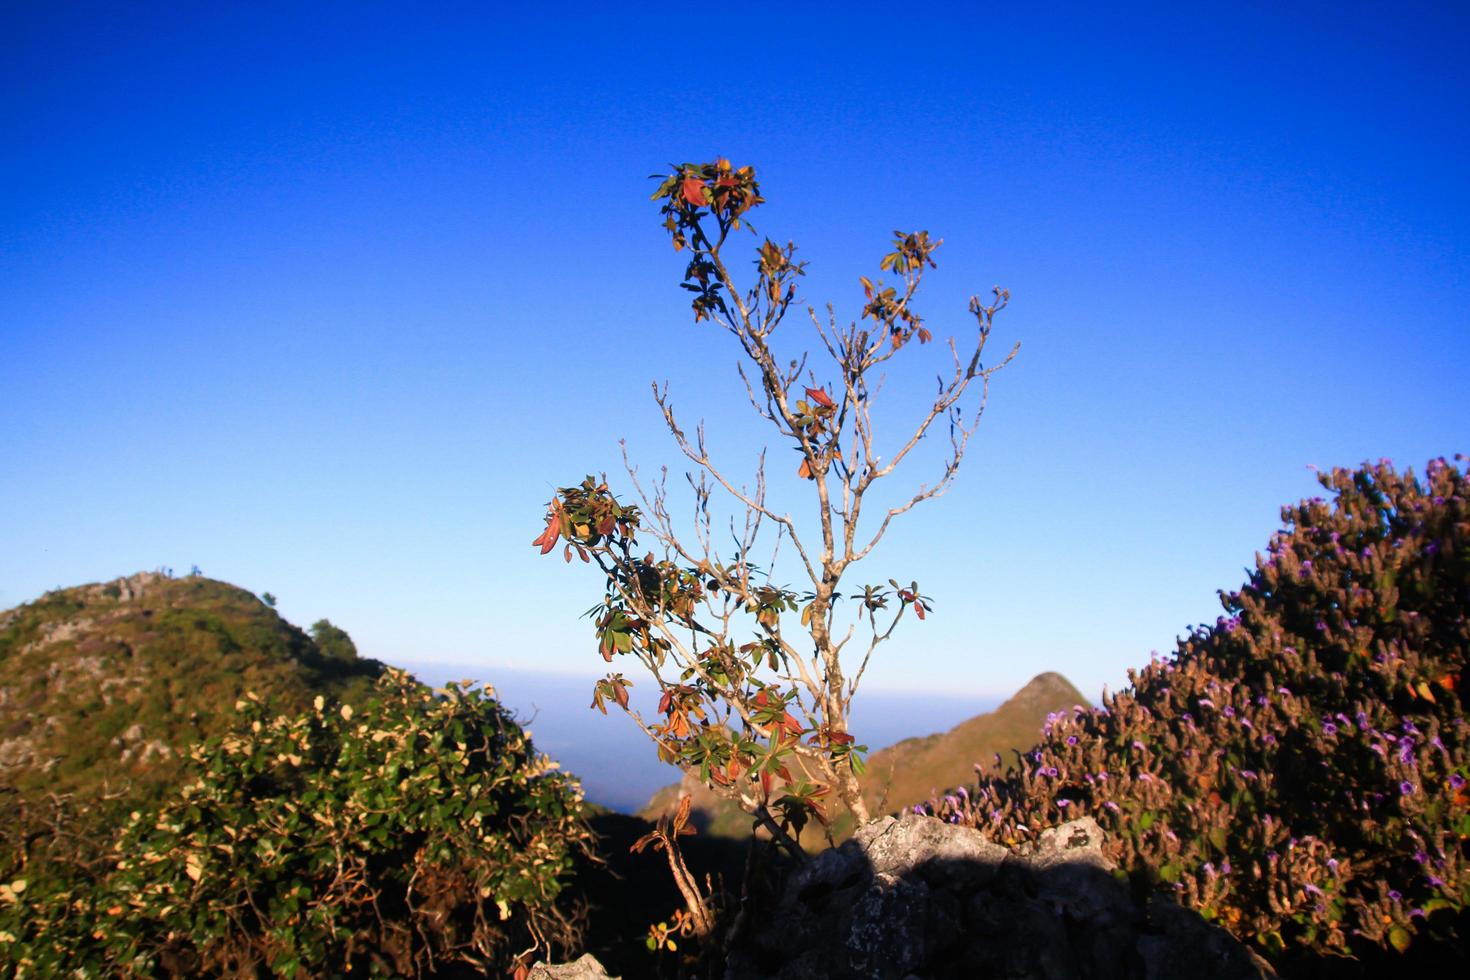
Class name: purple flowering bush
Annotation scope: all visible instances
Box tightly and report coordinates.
[924,458,1468,961]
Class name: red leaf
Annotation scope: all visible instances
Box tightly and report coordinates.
[797,457,813,480]
[781,711,804,735]
[914,604,926,621]
[681,176,706,207]
[531,518,559,555]
[805,386,834,409]
[613,682,629,710]
[658,689,674,715]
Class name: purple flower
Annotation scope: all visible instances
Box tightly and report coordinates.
[1428,875,1445,888]
[1277,686,1293,697]
[1056,799,1071,809]
[1451,774,1467,790]
[1327,859,1339,874]
[1401,781,1416,796]
[1426,541,1440,556]
[1067,735,1079,746]
[913,805,925,815]
[1302,883,1323,896]
[1104,801,1120,811]
[1137,772,1154,782]
[1197,698,1216,709]
[1322,722,1338,736]
[1389,889,1402,902]
[1223,705,1236,718]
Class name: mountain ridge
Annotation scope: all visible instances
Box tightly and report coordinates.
[639,669,1086,840]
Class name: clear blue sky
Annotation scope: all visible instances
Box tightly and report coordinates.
[3,1,1466,705]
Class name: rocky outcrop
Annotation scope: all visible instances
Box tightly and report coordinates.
[527,953,618,979]
[727,811,1274,980]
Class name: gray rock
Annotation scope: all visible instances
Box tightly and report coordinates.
[730,812,1274,980]
[855,810,1010,888]
[526,952,617,979]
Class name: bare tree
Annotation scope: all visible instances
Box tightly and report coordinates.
[534,158,1017,841]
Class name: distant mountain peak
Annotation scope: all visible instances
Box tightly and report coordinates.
[1007,671,1088,708]
[640,670,1085,842]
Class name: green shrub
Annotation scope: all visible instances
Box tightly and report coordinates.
[925,457,1468,962]
[1,670,592,977]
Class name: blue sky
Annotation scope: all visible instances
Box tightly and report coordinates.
[3,1,1467,706]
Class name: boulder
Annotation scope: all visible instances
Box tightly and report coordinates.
[728,811,1274,980]
[527,952,618,979]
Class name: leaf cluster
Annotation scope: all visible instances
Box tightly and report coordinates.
[0,671,592,978]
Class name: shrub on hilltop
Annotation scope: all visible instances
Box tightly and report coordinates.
[924,458,1469,964]
[1,670,592,978]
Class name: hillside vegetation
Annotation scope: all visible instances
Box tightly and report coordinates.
[928,457,1470,970]
[0,571,382,804]
[0,574,593,977]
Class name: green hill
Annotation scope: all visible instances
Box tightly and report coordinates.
[639,671,1085,842]
[0,571,382,804]
[861,670,1086,815]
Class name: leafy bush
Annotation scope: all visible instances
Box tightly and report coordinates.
[925,458,1468,961]
[1,670,592,977]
